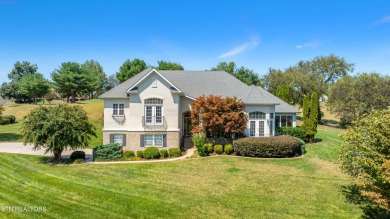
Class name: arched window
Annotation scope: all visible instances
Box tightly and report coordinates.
[249,111,266,119]
[144,98,163,105]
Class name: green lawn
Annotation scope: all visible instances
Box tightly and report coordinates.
[0,130,366,218]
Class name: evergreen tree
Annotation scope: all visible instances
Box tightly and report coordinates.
[302,93,319,143]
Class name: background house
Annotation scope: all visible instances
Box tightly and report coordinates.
[99,68,299,151]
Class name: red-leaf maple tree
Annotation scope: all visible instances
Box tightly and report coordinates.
[190,95,247,137]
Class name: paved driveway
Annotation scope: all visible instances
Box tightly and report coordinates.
[0,142,93,161]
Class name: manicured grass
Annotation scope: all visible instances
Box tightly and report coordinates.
[0,99,103,146]
[0,130,364,218]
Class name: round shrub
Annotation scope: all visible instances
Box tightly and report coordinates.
[168,148,181,157]
[203,143,213,154]
[214,144,223,154]
[73,158,84,164]
[233,136,301,158]
[70,151,86,160]
[143,147,160,159]
[123,150,135,159]
[224,144,233,155]
[160,149,168,158]
[293,137,306,154]
[136,150,144,158]
[0,115,16,125]
[280,127,306,142]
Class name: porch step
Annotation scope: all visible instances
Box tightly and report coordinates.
[183,137,194,149]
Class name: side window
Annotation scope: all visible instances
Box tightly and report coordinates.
[113,104,118,115]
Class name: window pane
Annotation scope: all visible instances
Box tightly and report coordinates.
[145,98,163,104]
[249,111,266,119]
[119,104,124,115]
[259,121,264,136]
[113,134,123,145]
[249,121,255,137]
[275,116,280,128]
[282,116,287,127]
[287,116,293,127]
[113,104,118,115]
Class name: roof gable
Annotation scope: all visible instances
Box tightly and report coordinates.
[127,69,182,93]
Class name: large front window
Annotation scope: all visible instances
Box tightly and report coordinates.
[144,134,163,147]
[144,98,163,125]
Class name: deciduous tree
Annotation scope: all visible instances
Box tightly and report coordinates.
[155,60,184,70]
[18,73,50,104]
[340,107,390,210]
[328,73,390,127]
[22,104,96,162]
[210,62,261,86]
[190,95,247,137]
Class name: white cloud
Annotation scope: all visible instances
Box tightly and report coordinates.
[375,16,390,25]
[295,42,319,49]
[219,36,260,58]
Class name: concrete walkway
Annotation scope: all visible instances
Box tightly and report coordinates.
[0,142,93,161]
[0,142,196,164]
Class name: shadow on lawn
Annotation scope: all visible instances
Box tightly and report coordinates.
[342,185,390,219]
[312,138,323,143]
[0,133,23,141]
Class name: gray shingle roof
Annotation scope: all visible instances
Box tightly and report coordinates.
[99,69,299,113]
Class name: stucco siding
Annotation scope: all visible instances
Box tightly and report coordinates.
[244,105,276,137]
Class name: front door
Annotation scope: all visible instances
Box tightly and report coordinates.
[145,106,163,125]
[249,120,265,137]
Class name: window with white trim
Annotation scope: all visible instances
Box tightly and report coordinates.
[113,103,124,115]
[249,111,266,119]
[144,134,163,147]
[113,134,124,145]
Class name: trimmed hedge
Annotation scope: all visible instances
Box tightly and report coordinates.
[214,144,223,154]
[160,149,168,158]
[204,143,213,154]
[70,151,86,160]
[144,147,160,159]
[169,148,181,157]
[279,127,306,142]
[233,136,301,158]
[293,137,306,154]
[123,150,135,159]
[93,143,123,161]
[224,144,233,155]
[0,115,16,125]
[136,150,144,158]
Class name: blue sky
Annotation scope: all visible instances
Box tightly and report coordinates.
[1,0,390,83]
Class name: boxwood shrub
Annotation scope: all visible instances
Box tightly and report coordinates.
[143,147,160,159]
[93,143,123,161]
[168,148,181,157]
[214,144,223,154]
[160,149,168,158]
[123,150,135,159]
[203,143,213,154]
[280,127,306,142]
[224,144,233,155]
[233,136,301,158]
[136,150,144,158]
[0,115,16,125]
[70,151,86,160]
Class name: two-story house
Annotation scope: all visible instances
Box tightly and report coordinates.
[99,68,299,151]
